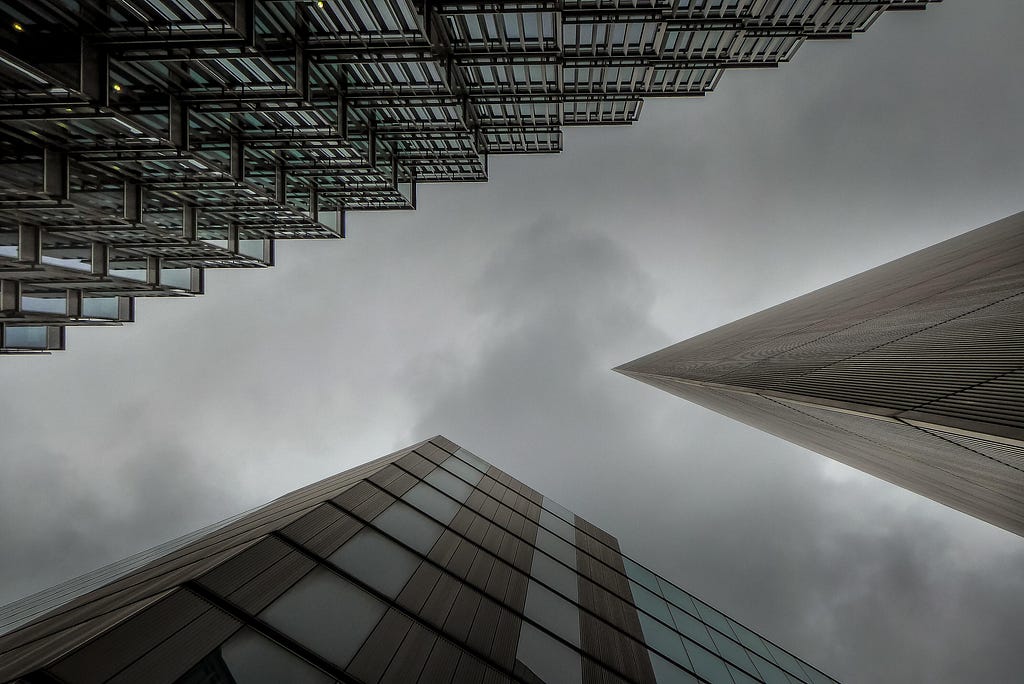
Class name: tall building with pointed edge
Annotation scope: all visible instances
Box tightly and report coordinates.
[0,436,837,683]
[617,211,1024,537]
[0,0,938,353]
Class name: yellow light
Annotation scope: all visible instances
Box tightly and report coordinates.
[65,107,73,112]
[12,22,24,32]
[112,83,122,92]
[317,0,324,7]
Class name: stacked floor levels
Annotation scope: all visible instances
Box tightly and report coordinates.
[0,436,837,683]
[0,0,937,352]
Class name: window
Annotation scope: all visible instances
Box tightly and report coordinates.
[523,580,580,647]
[424,466,474,502]
[441,455,484,485]
[681,637,733,684]
[539,507,575,543]
[648,650,700,684]
[516,622,582,684]
[259,567,385,668]
[535,527,576,566]
[529,550,578,603]
[403,481,462,525]
[328,527,421,598]
[638,612,690,671]
[373,500,445,554]
[175,628,333,683]
[630,580,673,624]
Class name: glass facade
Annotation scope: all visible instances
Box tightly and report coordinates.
[0,436,837,683]
[0,0,937,353]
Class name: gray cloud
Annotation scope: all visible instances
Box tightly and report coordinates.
[1,2,1023,682]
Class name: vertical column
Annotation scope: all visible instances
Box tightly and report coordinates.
[123,181,143,223]
[43,148,69,200]
[90,243,109,277]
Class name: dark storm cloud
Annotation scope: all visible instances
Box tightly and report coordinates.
[406,221,1024,683]
[0,2,1022,682]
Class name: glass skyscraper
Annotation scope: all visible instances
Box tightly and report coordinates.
[0,436,836,683]
[0,0,937,352]
[617,211,1024,537]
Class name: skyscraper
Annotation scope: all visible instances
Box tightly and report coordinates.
[0,436,836,683]
[617,211,1024,537]
[0,0,938,353]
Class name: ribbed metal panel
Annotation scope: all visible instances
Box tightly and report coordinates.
[620,211,1024,536]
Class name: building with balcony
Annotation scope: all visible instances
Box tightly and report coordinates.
[0,0,936,352]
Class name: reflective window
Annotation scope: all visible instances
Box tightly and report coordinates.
[658,578,700,617]
[729,664,763,684]
[669,605,717,653]
[523,580,580,647]
[259,567,385,668]
[630,580,673,623]
[175,628,333,683]
[441,455,484,486]
[424,466,474,502]
[535,527,576,566]
[541,496,576,527]
[403,481,461,525]
[539,507,575,543]
[729,620,775,662]
[765,641,811,681]
[529,550,578,602]
[624,557,662,594]
[638,612,690,670]
[681,637,733,684]
[693,600,736,639]
[649,650,700,684]
[751,652,795,684]
[454,448,488,473]
[710,629,756,671]
[373,500,445,554]
[516,621,582,684]
[328,527,421,598]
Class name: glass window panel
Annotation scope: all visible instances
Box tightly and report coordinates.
[441,455,483,486]
[681,637,733,684]
[530,549,578,602]
[328,527,421,598]
[535,527,576,566]
[765,642,811,681]
[694,600,737,639]
[198,628,332,683]
[424,467,474,502]
[630,581,673,623]
[751,653,794,684]
[623,557,662,595]
[539,507,575,543]
[637,613,690,670]
[259,568,385,669]
[729,620,775,661]
[373,500,446,554]
[658,578,700,616]
[541,496,575,526]
[649,650,700,684]
[710,629,756,671]
[669,605,717,652]
[516,621,582,684]
[402,481,461,525]
[4,326,48,349]
[523,580,580,647]
[729,664,763,684]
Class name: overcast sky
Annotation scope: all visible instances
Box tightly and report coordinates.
[1,2,1023,682]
